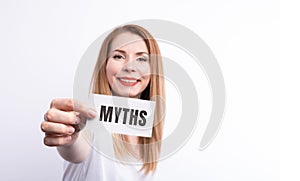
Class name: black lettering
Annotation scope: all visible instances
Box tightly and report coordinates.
[139,110,147,126]
[114,107,122,123]
[122,108,130,124]
[129,109,139,125]
[99,105,113,122]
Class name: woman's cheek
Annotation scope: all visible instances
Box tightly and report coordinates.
[138,63,151,77]
[106,59,123,79]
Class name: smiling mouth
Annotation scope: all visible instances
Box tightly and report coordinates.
[117,77,140,86]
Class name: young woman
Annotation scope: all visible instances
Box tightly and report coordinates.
[41,24,165,180]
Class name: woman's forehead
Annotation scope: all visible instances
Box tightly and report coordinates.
[110,32,147,52]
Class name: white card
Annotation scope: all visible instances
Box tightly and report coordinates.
[92,94,156,137]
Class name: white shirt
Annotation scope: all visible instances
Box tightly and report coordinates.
[62,136,156,181]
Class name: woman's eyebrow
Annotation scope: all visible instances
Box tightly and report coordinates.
[113,49,149,55]
[113,49,126,54]
[136,52,149,55]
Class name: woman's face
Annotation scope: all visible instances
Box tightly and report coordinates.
[106,32,151,98]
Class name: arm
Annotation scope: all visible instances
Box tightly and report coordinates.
[57,131,91,163]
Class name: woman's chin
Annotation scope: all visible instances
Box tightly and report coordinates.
[112,91,141,99]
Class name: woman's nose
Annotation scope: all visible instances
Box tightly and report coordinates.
[122,60,137,72]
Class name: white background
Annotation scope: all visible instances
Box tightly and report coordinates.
[0,0,290,180]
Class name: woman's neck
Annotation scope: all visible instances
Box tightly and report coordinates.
[125,135,141,160]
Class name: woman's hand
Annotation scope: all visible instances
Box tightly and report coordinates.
[41,98,96,147]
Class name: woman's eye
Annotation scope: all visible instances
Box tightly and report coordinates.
[113,55,124,59]
[137,57,148,62]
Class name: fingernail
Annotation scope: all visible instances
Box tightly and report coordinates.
[87,109,97,118]
[75,116,80,124]
[68,127,75,134]
[66,136,72,141]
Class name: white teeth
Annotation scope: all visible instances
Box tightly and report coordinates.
[119,78,137,83]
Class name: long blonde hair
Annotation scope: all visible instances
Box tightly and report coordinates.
[91,24,165,175]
